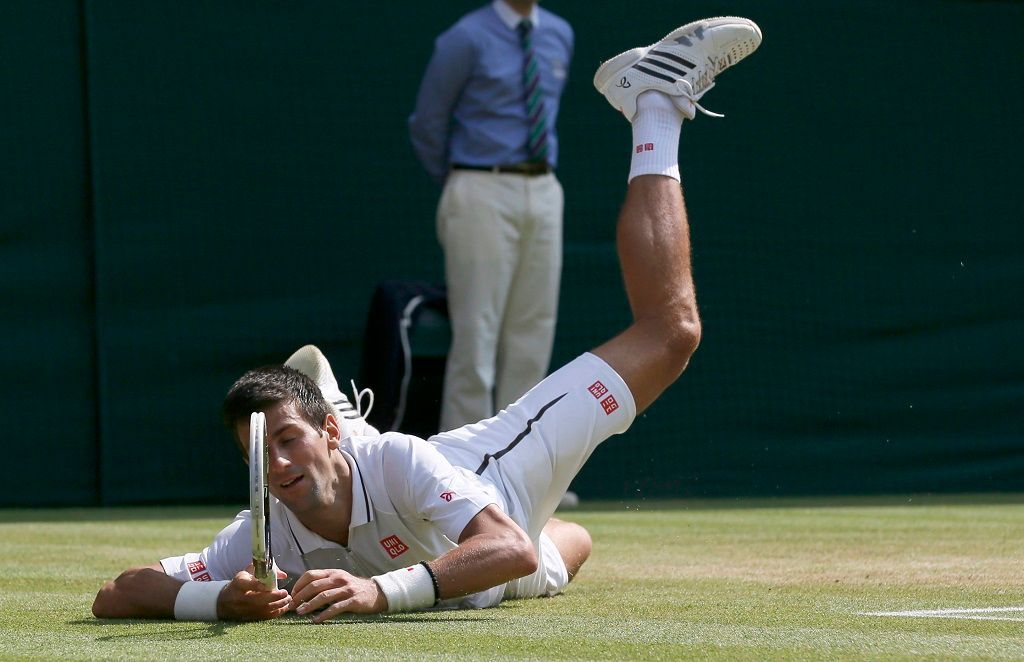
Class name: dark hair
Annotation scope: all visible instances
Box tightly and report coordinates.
[222,365,330,433]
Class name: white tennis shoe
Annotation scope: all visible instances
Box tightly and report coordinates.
[594,17,762,121]
[284,344,379,439]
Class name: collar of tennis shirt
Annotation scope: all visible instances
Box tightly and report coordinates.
[492,0,539,30]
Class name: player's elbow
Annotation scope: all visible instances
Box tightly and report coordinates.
[505,528,539,579]
[512,544,539,580]
[91,578,119,618]
[91,566,155,619]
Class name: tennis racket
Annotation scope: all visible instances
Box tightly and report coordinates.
[248,411,277,589]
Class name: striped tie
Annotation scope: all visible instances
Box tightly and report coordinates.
[517,19,549,163]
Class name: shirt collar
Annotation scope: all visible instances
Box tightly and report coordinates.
[271,497,338,553]
[492,0,540,30]
[340,448,373,528]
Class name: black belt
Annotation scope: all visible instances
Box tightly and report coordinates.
[452,162,553,176]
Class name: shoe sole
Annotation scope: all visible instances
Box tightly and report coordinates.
[593,16,762,93]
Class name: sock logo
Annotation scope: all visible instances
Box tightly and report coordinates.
[634,143,655,154]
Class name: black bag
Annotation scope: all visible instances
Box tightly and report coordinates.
[358,280,450,438]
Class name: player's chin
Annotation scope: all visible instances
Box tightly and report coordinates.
[276,495,321,522]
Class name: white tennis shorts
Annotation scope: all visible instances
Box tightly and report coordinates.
[430,352,636,539]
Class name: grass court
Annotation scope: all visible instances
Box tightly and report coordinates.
[2,495,1022,660]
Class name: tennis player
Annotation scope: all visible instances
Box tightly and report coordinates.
[92,17,761,622]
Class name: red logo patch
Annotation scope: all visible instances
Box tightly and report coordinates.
[600,395,619,415]
[588,381,608,399]
[645,142,654,151]
[193,572,212,582]
[380,535,409,559]
[440,491,455,502]
[186,560,207,576]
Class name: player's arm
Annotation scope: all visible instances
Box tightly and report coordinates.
[290,505,535,622]
[92,562,291,621]
[93,513,291,621]
[91,563,183,618]
[424,504,537,599]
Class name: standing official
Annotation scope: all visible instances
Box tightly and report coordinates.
[409,0,574,431]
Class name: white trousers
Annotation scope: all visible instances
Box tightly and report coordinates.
[437,170,563,431]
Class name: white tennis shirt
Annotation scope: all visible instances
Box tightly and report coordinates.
[162,433,513,608]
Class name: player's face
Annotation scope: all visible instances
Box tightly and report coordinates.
[236,400,342,516]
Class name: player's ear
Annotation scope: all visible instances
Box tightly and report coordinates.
[324,412,341,449]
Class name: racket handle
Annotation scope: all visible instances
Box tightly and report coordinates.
[253,557,278,590]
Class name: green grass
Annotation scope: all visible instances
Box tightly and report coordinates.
[2,495,1023,660]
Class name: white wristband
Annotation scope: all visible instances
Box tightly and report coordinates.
[371,564,436,613]
[173,580,230,621]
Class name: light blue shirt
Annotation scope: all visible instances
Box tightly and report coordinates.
[409,1,574,182]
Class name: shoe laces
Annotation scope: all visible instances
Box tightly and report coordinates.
[677,80,724,118]
[349,380,374,422]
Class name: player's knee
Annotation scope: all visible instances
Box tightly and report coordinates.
[546,519,592,582]
[665,315,701,369]
[566,525,593,581]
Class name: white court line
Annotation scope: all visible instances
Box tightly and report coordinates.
[861,607,1024,622]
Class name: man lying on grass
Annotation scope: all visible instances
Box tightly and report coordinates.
[92,16,762,622]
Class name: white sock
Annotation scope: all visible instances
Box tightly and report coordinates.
[628,90,684,183]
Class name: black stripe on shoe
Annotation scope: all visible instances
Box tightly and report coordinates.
[632,63,675,83]
[641,56,690,78]
[650,49,696,69]
[475,393,567,475]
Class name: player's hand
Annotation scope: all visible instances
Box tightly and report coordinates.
[291,568,387,622]
[217,567,292,621]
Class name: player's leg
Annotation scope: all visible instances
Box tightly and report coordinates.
[591,17,762,414]
[434,16,762,520]
[500,517,590,601]
[542,517,591,581]
[433,15,762,596]
[590,175,698,414]
[438,171,519,430]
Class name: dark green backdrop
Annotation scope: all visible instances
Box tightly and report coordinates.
[3,1,1021,506]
